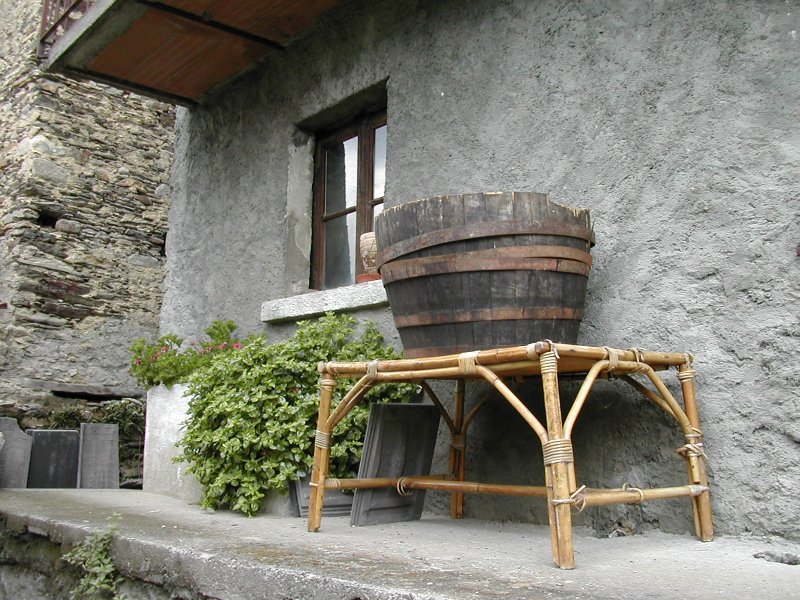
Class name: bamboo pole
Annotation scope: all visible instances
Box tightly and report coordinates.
[319,343,690,378]
[580,485,708,507]
[324,474,449,490]
[327,375,373,430]
[308,375,336,532]
[452,379,466,519]
[550,343,690,367]
[562,360,607,438]
[678,363,714,541]
[539,350,574,569]
[400,478,549,497]
[544,461,559,565]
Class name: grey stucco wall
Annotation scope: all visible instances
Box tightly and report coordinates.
[163,0,800,539]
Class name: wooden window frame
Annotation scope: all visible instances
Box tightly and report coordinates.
[310,110,386,290]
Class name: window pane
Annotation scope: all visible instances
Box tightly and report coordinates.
[323,212,356,288]
[372,199,384,225]
[373,124,387,200]
[324,135,358,215]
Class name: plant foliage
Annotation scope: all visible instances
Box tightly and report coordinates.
[176,313,416,516]
[128,320,241,388]
[62,514,126,600]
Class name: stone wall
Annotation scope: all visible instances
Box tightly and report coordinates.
[164,0,799,540]
[0,0,174,410]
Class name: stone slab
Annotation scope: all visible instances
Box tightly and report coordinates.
[0,418,32,488]
[2,490,799,600]
[78,423,120,489]
[260,280,388,323]
[26,429,79,488]
[351,403,440,526]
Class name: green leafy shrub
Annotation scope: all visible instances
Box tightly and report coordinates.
[62,514,126,600]
[128,320,242,388]
[176,313,416,516]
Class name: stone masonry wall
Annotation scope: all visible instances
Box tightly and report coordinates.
[0,0,174,410]
[165,0,799,540]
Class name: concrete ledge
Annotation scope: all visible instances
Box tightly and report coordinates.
[1,490,798,600]
[260,280,388,323]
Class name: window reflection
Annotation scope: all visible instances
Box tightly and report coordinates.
[325,135,358,213]
[373,125,386,200]
[323,212,356,289]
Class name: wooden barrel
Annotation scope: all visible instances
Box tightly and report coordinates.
[375,192,594,358]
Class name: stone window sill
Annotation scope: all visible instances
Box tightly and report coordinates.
[260,280,388,323]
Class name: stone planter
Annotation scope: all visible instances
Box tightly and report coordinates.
[143,384,204,502]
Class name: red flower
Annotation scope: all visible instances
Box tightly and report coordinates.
[233,343,242,349]
[219,342,228,350]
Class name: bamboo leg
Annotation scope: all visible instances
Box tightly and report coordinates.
[544,465,560,565]
[678,364,713,541]
[451,379,466,519]
[308,374,336,533]
[540,350,574,569]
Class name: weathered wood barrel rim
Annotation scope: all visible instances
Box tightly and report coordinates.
[376,220,595,268]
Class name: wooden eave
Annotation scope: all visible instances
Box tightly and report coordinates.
[41,0,340,106]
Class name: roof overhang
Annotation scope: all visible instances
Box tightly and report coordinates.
[40,0,340,105]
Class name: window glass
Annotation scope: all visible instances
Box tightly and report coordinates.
[373,125,387,200]
[324,135,358,214]
[323,212,356,288]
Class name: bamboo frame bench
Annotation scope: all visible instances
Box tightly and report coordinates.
[307,341,713,569]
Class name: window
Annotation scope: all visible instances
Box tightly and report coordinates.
[310,111,387,290]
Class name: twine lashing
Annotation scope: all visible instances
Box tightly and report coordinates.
[366,360,380,377]
[396,477,413,496]
[622,483,645,503]
[603,346,621,372]
[543,438,574,465]
[552,484,587,512]
[627,347,645,364]
[678,428,707,459]
[539,351,559,374]
[677,442,707,460]
[542,340,560,359]
[315,429,331,449]
[458,351,481,375]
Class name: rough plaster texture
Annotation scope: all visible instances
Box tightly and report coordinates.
[163,0,800,540]
[0,0,174,407]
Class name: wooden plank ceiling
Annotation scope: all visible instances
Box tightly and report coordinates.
[84,0,339,104]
